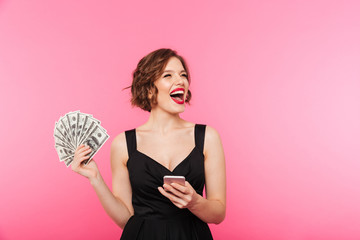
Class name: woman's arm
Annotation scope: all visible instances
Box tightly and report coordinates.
[158,125,226,224]
[71,132,134,229]
[189,125,226,223]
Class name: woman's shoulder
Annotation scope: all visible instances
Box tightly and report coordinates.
[203,125,222,146]
[112,131,126,146]
[201,125,224,161]
[111,127,136,145]
[111,131,130,164]
[195,123,220,137]
[193,123,222,145]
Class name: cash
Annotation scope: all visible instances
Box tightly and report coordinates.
[53,111,109,167]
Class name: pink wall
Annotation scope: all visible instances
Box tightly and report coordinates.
[1,0,360,239]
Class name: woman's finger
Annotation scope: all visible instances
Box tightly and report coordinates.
[75,147,92,159]
[163,184,186,199]
[79,155,91,163]
[159,186,180,201]
[158,187,187,207]
[77,148,92,158]
[169,182,188,194]
[75,144,87,152]
[76,145,91,155]
[72,149,91,170]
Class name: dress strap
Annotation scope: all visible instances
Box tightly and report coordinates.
[195,124,206,154]
[125,129,137,157]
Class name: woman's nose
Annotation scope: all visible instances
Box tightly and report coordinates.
[174,74,185,85]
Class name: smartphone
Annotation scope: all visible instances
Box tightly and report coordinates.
[163,175,186,186]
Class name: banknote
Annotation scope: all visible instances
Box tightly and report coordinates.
[66,111,80,146]
[81,124,109,165]
[53,111,109,167]
[54,122,75,149]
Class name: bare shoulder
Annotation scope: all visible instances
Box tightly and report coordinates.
[204,125,224,157]
[204,125,222,143]
[111,132,127,149]
[111,132,129,166]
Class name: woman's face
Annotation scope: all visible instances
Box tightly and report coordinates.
[151,57,189,114]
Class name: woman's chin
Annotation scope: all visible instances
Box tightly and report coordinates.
[169,106,186,115]
[150,107,185,115]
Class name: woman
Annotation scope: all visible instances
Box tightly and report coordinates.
[72,48,226,239]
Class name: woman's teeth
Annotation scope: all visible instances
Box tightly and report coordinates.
[169,88,185,104]
[170,94,184,104]
[170,91,184,100]
[171,90,184,95]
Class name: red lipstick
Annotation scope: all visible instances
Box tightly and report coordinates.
[170,88,185,104]
[170,88,185,94]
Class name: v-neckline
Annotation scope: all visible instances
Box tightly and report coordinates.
[136,147,196,173]
[134,124,197,173]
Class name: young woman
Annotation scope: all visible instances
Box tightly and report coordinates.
[72,48,226,239]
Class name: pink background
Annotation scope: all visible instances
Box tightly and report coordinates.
[1,0,360,239]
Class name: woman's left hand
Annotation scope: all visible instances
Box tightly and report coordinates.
[158,181,200,209]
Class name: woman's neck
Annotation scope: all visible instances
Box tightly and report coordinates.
[142,108,186,134]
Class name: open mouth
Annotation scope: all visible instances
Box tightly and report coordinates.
[170,88,185,104]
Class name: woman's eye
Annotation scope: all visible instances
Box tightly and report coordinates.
[181,74,188,78]
[163,74,171,78]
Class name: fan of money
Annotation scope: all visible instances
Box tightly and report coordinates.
[54,111,109,167]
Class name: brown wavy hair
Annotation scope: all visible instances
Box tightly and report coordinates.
[125,48,192,112]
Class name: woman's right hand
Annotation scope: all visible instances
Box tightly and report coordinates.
[71,144,99,180]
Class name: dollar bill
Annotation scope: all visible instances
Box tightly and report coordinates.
[81,124,109,164]
[59,116,75,147]
[54,136,74,151]
[54,123,76,149]
[66,111,80,146]
[55,145,74,162]
[76,113,90,146]
[79,114,101,140]
[53,111,109,167]
[64,156,74,167]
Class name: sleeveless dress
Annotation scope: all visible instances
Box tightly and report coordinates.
[120,124,213,240]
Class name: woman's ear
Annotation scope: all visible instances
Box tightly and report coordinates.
[148,85,156,100]
[148,89,153,99]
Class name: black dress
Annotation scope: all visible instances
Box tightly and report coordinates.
[120,124,213,240]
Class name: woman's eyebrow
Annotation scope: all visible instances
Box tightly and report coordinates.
[163,70,187,73]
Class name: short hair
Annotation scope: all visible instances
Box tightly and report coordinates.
[128,48,192,112]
